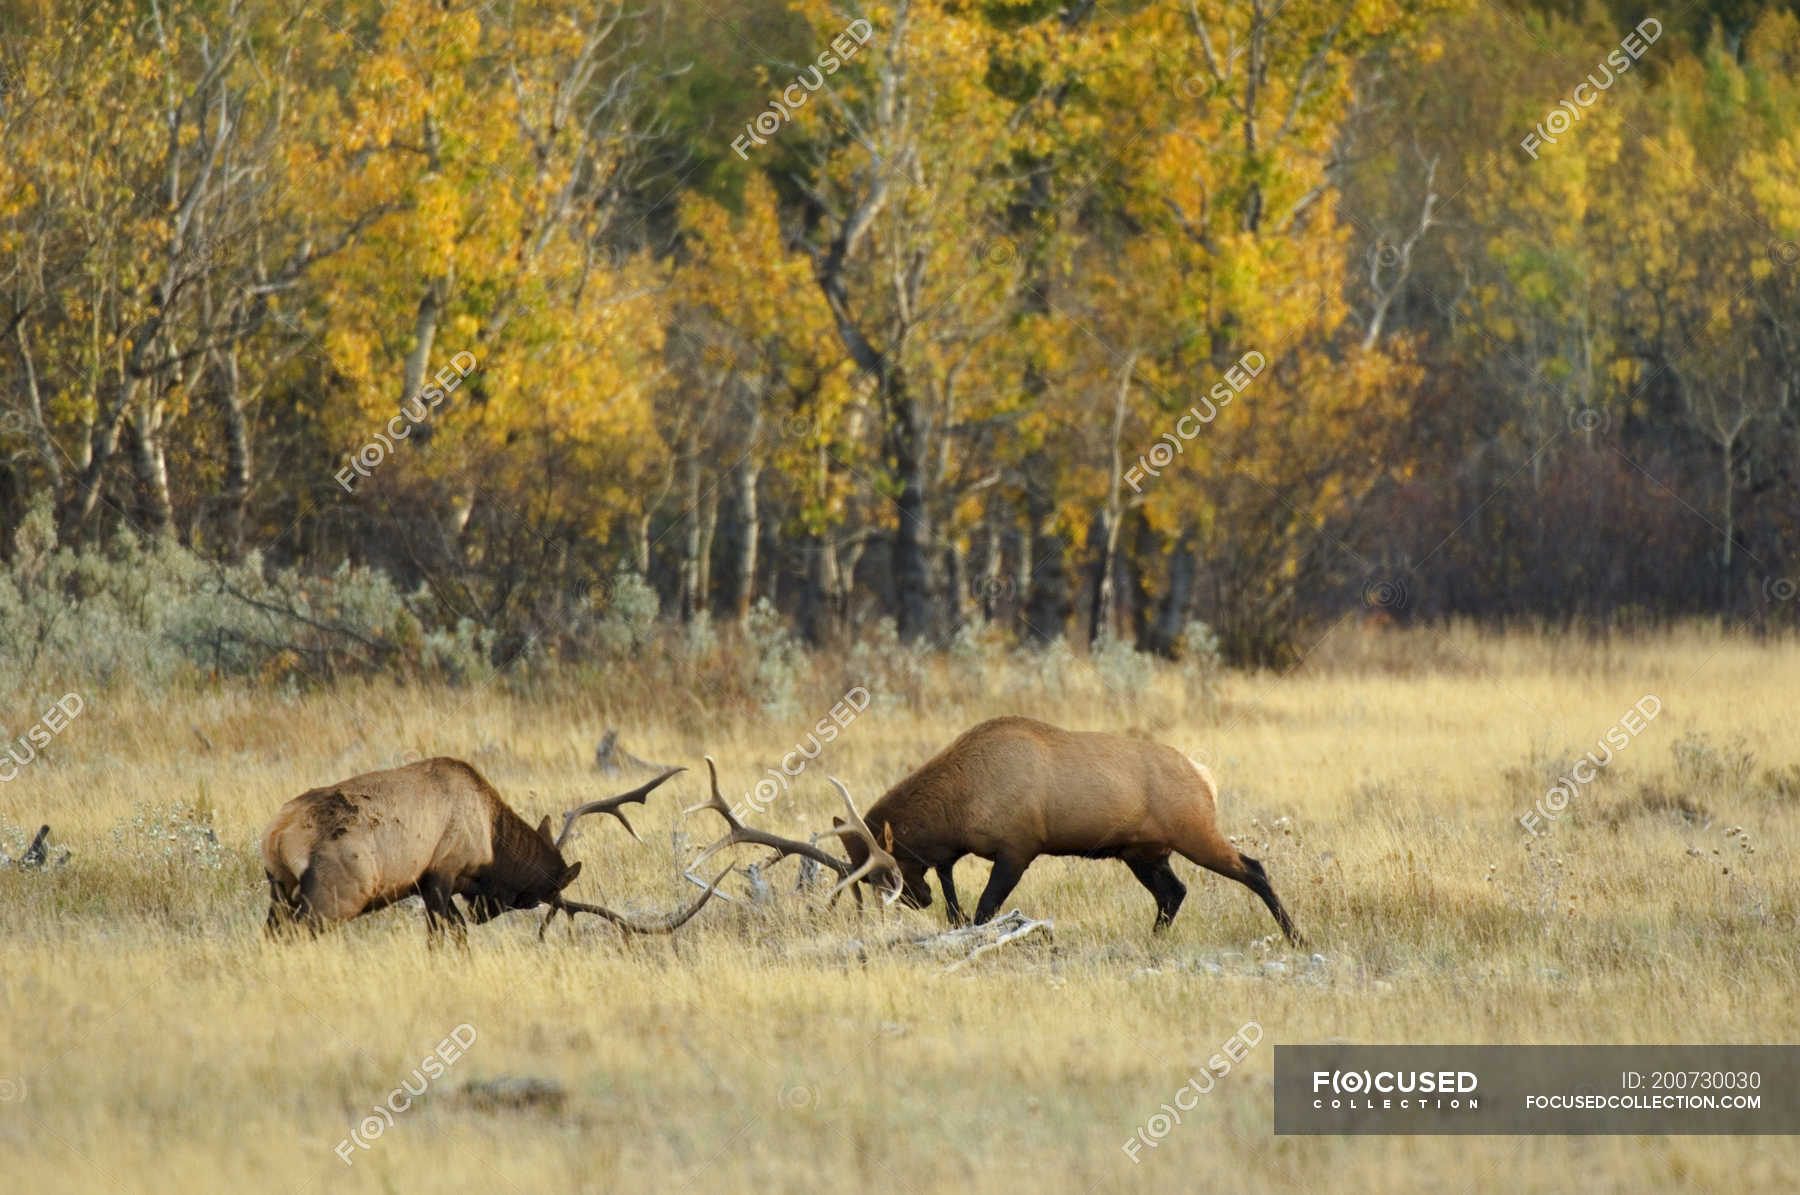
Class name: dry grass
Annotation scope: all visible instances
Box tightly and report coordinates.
[1,622,1796,1193]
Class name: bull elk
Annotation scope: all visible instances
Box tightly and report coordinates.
[829,716,1303,943]
[261,757,725,943]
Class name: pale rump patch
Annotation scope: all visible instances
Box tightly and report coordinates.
[1186,756,1218,809]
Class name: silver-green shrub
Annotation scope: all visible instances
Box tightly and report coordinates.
[0,496,491,691]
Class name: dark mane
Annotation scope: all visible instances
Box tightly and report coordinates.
[488,794,565,886]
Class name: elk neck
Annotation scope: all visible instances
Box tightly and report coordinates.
[489,799,565,887]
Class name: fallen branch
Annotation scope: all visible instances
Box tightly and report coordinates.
[1,824,70,870]
[594,728,682,777]
[782,909,1056,970]
[931,910,1055,972]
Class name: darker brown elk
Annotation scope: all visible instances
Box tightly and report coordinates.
[261,756,720,943]
[827,716,1303,943]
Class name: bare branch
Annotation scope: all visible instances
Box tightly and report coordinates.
[594,728,681,777]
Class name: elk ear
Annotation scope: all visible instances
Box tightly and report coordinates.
[538,816,554,844]
[559,861,582,889]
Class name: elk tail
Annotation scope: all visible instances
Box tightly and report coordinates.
[1186,756,1218,811]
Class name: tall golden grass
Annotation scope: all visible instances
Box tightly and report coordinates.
[0,623,1795,1192]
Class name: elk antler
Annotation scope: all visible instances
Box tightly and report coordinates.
[819,777,905,906]
[685,757,904,906]
[685,757,855,874]
[555,766,685,848]
[542,862,734,939]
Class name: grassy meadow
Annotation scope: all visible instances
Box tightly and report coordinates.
[0,623,1796,1192]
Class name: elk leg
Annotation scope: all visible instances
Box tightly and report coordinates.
[972,854,1031,925]
[1124,855,1187,931]
[265,898,314,939]
[1172,819,1304,946]
[264,876,304,939]
[265,901,298,938]
[1185,847,1303,947]
[296,862,356,935]
[1233,854,1302,946]
[418,874,468,949]
[937,863,968,926]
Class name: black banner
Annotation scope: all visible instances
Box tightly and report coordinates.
[1275,1045,1800,1134]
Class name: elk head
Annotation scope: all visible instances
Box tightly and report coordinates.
[834,815,932,909]
[686,757,905,906]
[463,825,585,925]
[465,768,682,924]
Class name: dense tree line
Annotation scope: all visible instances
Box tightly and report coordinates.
[2,0,1798,670]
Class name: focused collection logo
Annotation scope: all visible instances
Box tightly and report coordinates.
[1311,1069,1480,1111]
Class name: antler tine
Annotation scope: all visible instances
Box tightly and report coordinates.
[821,777,904,906]
[828,852,900,906]
[684,833,736,874]
[555,766,685,849]
[681,758,748,872]
[682,756,744,824]
[684,756,854,877]
[548,863,736,936]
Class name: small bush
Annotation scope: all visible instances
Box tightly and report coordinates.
[1179,620,1224,702]
[1091,632,1153,698]
[1671,732,1756,796]
[110,799,228,873]
[594,570,661,657]
[1004,637,1079,700]
[744,599,809,718]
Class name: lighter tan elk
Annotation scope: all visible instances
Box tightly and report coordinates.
[261,756,725,943]
[819,716,1302,942]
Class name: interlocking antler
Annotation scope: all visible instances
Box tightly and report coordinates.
[541,862,733,939]
[818,777,904,906]
[685,756,903,906]
[555,766,684,848]
[685,757,854,873]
